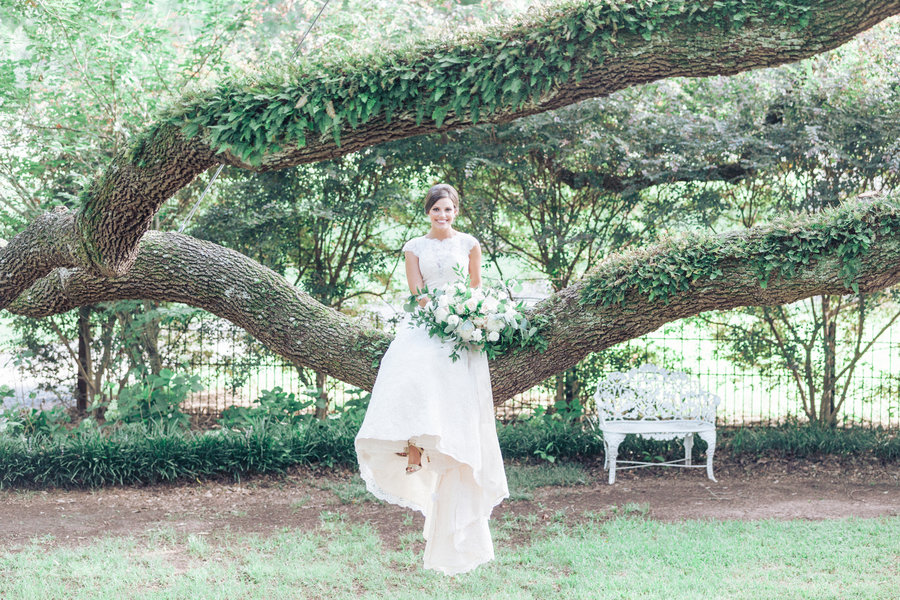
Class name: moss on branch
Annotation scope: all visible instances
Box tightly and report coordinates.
[142,0,817,166]
[581,194,900,307]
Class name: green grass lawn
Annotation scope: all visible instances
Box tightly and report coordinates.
[2,514,897,599]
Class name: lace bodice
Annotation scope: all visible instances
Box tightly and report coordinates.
[402,232,479,290]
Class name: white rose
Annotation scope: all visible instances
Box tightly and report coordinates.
[453,282,469,295]
[433,307,450,323]
[486,315,505,332]
[438,294,450,307]
[463,297,479,312]
[472,316,486,328]
[470,328,483,342]
[471,288,484,301]
[482,296,500,313]
[487,331,500,342]
[457,319,475,341]
[446,314,460,327]
[504,307,518,321]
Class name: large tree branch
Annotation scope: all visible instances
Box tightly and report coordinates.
[2,1,898,309]
[9,195,900,403]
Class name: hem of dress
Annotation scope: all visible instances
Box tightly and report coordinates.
[357,461,426,514]
[424,554,493,576]
[355,432,509,511]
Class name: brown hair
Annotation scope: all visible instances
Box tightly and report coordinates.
[424,183,460,215]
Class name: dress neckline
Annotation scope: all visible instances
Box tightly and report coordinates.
[422,232,459,242]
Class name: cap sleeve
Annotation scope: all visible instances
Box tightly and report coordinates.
[402,237,420,256]
[463,233,480,254]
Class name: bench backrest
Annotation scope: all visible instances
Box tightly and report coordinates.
[594,364,719,423]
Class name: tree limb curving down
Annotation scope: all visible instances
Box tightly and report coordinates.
[9,194,900,403]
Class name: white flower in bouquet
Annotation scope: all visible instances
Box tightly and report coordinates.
[457,319,475,341]
[486,315,505,332]
[404,267,545,362]
[482,296,500,314]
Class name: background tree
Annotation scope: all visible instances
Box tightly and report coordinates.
[0,0,261,411]
[191,152,421,417]
[3,0,900,409]
[0,0,522,412]
[691,21,900,425]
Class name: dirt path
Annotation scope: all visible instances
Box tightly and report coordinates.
[1,456,898,551]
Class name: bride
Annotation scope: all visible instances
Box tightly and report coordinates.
[355,183,509,575]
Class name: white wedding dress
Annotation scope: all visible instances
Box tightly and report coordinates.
[355,232,509,575]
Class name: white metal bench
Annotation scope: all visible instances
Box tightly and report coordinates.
[593,364,719,484]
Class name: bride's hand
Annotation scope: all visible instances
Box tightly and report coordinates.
[417,295,430,308]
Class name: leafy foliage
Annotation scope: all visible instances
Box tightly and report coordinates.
[728,421,900,460]
[219,387,371,430]
[0,418,360,489]
[106,368,202,431]
[156,0,817,165]
[580,195,900,307]
[0,405,69,437]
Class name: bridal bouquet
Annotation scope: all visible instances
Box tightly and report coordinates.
[404,275,541,361]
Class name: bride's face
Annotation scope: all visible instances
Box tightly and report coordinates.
[428,197,456,230]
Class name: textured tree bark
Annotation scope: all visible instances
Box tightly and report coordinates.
[8,197,900,403]
[76,306,92,413]
[1,0,898,310]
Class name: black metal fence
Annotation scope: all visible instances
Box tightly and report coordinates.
[168,313,900,429]
[4,313,899,429]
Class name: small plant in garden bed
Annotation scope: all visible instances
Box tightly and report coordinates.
[105,368,202,431]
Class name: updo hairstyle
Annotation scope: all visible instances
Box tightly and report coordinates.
[424,183,460,215]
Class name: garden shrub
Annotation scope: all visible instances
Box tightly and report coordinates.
[106,368,202,431]
[1,406,896,489]
[725,421,896,458]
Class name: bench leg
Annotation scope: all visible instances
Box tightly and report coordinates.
[699,429,717,482]
[684,433,694,466]
[605,433,625,484]
[602,438,610,470]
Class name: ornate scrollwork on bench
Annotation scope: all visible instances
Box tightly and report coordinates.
[593,364,720,484]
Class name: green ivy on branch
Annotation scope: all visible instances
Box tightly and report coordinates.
[133,0,815,166]
[580,195,900,307]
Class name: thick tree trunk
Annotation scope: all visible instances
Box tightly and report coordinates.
[75,306,92,413]
[820,295,838,426]
[314,371,329,420]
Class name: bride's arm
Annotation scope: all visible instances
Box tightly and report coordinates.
[468,242,482,288]
[405,251,429,306]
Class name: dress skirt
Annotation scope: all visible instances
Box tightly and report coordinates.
[355,320,509,575]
